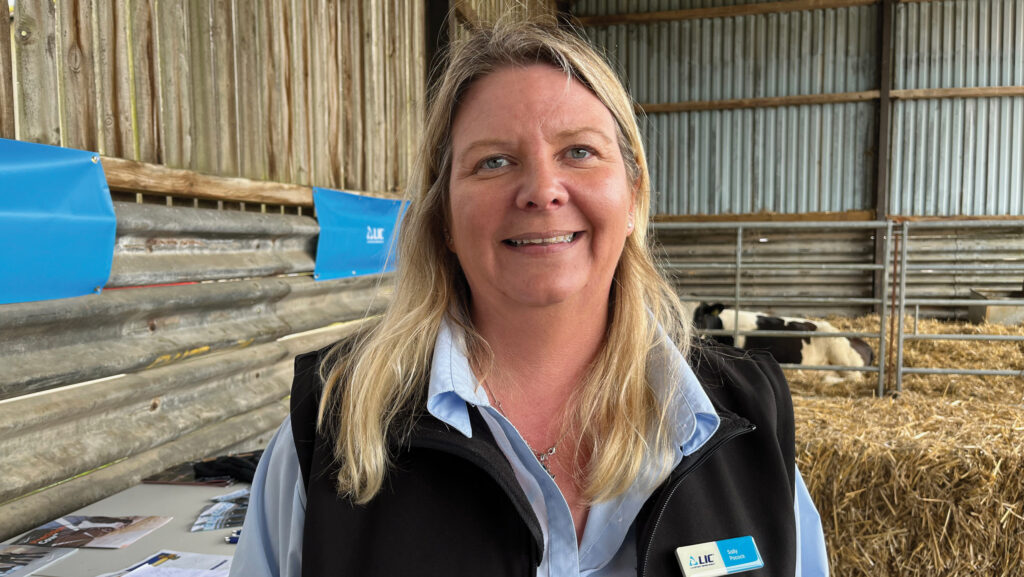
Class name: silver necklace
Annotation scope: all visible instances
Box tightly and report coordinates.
[481,379,566,480]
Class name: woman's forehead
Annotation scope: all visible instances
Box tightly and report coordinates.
[451,65,617,146]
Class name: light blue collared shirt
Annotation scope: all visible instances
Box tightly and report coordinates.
[230,319,830,577]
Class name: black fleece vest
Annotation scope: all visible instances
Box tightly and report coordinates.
[291,339,797,577]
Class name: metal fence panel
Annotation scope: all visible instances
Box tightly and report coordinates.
[654,220,1024,315]
[655,223,879,318]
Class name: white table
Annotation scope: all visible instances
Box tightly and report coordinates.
[9,483,245,577]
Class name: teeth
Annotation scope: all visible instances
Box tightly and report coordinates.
[509,233,575,247]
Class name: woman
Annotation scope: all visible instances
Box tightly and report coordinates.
[231,17,829,577]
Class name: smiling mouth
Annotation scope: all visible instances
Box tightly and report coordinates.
[504,233,577,247]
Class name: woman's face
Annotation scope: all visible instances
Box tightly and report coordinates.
[448,64,635,318]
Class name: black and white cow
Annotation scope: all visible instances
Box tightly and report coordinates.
[692,302,874,382]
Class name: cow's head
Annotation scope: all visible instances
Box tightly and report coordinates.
[692,302,727,330]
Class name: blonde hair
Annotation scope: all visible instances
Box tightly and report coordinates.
[318,16,692,504]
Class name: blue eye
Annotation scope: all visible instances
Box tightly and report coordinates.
[482,157,509,170]
[569,147,591,160]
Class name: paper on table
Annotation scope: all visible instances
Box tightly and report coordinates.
[125,565,229,577]
[12,516,172,549]
[95,549,232,577]
[0,544,77,577]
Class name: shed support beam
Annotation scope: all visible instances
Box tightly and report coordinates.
[873,0,894,313]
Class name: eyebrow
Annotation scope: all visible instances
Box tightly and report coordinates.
[455,128,615,160]
[456,139,512,160]
[553,127,614,145]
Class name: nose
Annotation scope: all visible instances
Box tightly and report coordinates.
[515,159,568,210]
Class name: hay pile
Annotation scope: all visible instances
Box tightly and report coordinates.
[795,394,1024,576]
[787,315,1024,575]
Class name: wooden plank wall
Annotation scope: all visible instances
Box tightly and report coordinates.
[13,1,60,145]
[453,0,555,36]
[1,8,15,139]
[5,0,426,195]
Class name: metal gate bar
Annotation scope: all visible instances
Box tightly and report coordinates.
[654,220,893,396]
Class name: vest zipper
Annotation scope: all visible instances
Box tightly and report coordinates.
[637,421,756,577]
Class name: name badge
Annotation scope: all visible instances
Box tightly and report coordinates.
[676,536,764,577]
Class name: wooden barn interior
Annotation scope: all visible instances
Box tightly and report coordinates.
[1,1,1022,575]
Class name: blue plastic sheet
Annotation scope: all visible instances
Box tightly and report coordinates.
[0,139,117,305]
[312,187,407,280]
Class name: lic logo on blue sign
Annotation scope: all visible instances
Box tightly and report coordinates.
[366,226,385,244]
[689,554,714,568]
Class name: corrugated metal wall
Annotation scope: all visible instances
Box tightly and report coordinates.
[890,0,1024,217]
[575,0,1024,218]
[0,200,392,540]
[574,0,780,16]
[578,0,878,215]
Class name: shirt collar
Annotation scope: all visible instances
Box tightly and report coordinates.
[647,324,721,456]
[425,318,488,438]
[425,317,720,454]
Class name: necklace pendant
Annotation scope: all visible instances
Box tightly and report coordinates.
[535,446,557,480]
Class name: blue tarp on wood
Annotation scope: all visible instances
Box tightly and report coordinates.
[312,187,406,280]
[0,138,116,305]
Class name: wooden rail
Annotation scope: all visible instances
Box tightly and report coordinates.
[101,157,401,207]
[639,91,881,114]
[575,0,878,26]
[575,0,966,27]
[638,86,1024,114]
[890,86,1024,100]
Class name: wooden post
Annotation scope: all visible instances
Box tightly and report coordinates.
[286,0,310,185]
[342,0,363,189]
[57,0,98,152]
[330,0,345,188]
[364,0,386,192]
[130,0,160,164]
[211,0,238,177]
[310,0,332,188]
[1,2,17,139]
[263,0,291,183]
[188,0,215,174]
[411,0,425,188]
[874,0,893,314]
[232,0,266,181]
[384,0,396,191]
[335,0,352,188]
[94,1,123,157]
[14,0,61,145]
[155,0,193,168]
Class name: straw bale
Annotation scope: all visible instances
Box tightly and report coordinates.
[794,393,1024,576]
[778,314,1024,574]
